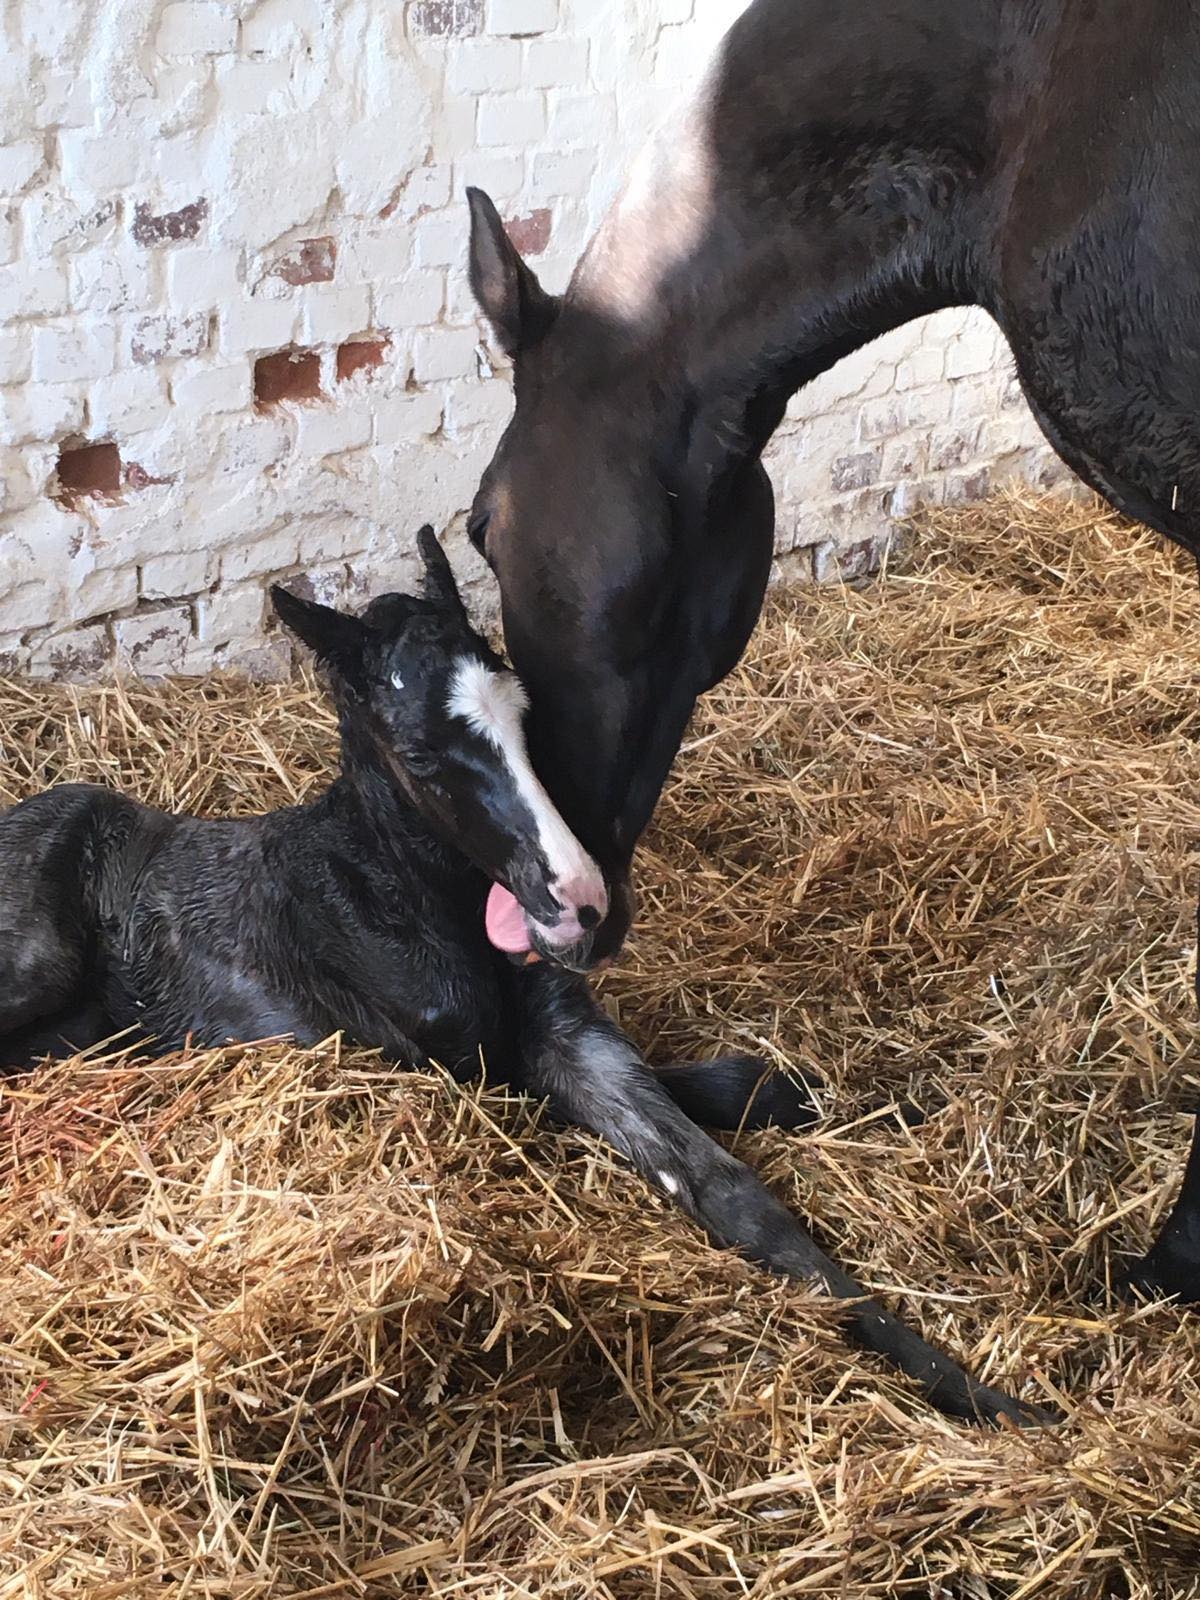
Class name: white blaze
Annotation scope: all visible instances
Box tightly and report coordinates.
[446,656,607,931]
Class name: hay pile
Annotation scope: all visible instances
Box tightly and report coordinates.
[2,492,1200,1597]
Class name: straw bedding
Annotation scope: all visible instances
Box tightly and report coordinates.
[2,492,1199,1598]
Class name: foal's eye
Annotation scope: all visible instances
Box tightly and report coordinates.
[389,669,405,691]
[406,748,440,778]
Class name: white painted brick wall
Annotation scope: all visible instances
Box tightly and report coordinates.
[0,0,1067,679]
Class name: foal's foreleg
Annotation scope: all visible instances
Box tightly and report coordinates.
[514,966,1042,1427]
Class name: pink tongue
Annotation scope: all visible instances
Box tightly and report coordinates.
[486,883,532,953]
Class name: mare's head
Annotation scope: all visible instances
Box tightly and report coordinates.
[271,526,608,971]
[465,188,776,965]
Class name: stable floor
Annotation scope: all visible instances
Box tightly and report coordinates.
[2,494,1198,1597]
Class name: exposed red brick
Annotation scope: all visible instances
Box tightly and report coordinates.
[410,0,481,35]
[273,236,337,287]
[131,198,208,246]
[55,442,121,505]
[254,348,323,409]
[336,337,390,382]
[504,208,551,257]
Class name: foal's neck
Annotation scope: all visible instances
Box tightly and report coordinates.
[330,714,467,877]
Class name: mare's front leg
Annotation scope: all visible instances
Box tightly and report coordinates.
[513,964,1044,1427]
[1125,1116,1200,1303]
[1119,900,1200,1305]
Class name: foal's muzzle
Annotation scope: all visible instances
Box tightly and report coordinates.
[530,872,633,973]
[526,868,610,971]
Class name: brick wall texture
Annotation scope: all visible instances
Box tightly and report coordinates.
[0,0,1068,678]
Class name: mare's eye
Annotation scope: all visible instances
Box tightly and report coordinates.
[389,669,405,691]
[467,511,490,554]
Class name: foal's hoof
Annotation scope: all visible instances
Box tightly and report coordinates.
[947,1379,1059,1431]
[1119,1244,1200,1307]
[861,1093,929,1128]
[655,1052,824,1133]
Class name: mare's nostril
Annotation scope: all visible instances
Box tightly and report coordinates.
[577,904,601,930]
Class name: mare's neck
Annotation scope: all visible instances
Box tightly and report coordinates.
[564,54,976,467]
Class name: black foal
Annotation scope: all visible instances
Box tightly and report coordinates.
[0,529,1039,1427]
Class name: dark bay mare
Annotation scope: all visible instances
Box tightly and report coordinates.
[464,0,1200,1305]
[0,531,1040,1425]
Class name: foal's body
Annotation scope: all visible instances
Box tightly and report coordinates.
[0,779,511,1075]
[1,533,1035,1426]
[463,0,1200,1301]
[1,530,607,1077]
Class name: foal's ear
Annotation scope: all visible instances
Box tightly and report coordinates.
[270,585,365,671]
[416,524,469,623]
[467,187,558,358]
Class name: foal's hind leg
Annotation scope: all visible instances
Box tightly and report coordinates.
[514,965,1044,1427]
[1,1001,115,1069]
[653,1052,821,1131]
[0,786,109,1065]
[0,911,93,1071]
[0,915,89,1038]
[0,922,93,1073]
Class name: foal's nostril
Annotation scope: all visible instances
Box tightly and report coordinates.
[577,904,601,930]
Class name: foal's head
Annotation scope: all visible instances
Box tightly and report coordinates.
[271,527,608,971]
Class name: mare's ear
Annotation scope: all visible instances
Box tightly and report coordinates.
[467,187,558,358]
[271,586,366,676]
[416,524,469,624]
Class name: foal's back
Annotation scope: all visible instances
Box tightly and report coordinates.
[0,778,509,1073]
[115,781,510,1067]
